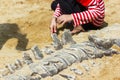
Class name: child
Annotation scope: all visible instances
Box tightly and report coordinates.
[50,0,105,34]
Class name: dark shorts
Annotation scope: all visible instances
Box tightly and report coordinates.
[51,0,86,14]
[51,0,100,31]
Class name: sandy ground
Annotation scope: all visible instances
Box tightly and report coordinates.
[0,0,120,80]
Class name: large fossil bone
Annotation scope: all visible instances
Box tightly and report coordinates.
[29,35,120,78]
[1,34,120,80]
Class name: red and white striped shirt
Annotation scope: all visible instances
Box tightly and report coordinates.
[53,0,105,27]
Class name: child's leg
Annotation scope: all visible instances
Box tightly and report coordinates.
[71,25,85,34]
[71,23,101,34]
[82,23,101,31]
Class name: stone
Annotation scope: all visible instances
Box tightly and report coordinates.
[0,68,9,77]
[70,44,89,60]
[42,57,68,71]
[30,73,41,80]
[2,28,120,79]
[15,59,23,69]
[29,63,50,78]
[4,74,28,80]
[42,63,58,76]
[90,61,101,67]
[43,47,54,55]
[103,49,119,56]
[35,59,59,76]
[22,52,33,65]
[5,64,15,74]
[70,68,83,75]
[52,75,65,80]
[61,29,76,45]
[114,39,120,47]
[70,39,104,59]
[51,33,63,50]
[59,74,76,80]
[30,76,41,80]
[54,51,77,66]
[23,35,120,78]
[63,48,82,62]
[88,35,114,50]
[31,45,43,60]
[82,64,90,71]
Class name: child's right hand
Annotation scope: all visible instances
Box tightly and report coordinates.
[49,17,57,33]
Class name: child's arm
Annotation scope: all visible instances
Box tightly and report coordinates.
[50,17,57,33]
[53,4,62,18]
[72,0,105,27]
[50,4,62,33]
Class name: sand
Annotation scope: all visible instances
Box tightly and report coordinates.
[0,0,120,80]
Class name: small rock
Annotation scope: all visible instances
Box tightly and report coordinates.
[15,59,23,69]
[90,61,101,67]
[82,64,90,71]
[43,47,54,55]
[114,39,120,47]
[5,64,15,74]
[31,45,43,60]
[22,52,33,65]
[51,33,63,50]
[30,73,41,80]
[61,29,76,45]
[4,74,28,80]
[59,74,76,80]
[70,68,83,75]
[0,68,9,77]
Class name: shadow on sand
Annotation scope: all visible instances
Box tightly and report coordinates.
[0,23,28,51]
[57,21,108,35]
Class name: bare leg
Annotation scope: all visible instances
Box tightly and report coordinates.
[71,25,85,34]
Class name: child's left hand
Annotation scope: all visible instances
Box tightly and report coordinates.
[57,14,73,25]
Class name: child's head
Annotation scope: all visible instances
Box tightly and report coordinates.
[51,0,58,11]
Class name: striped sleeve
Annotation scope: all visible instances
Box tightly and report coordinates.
[72,0,105,27]
[53,4,62,18]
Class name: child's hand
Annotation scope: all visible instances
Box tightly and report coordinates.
[49,17,57,33]
[57,14,73,25]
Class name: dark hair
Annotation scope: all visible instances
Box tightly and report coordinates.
[51,0,59,11]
